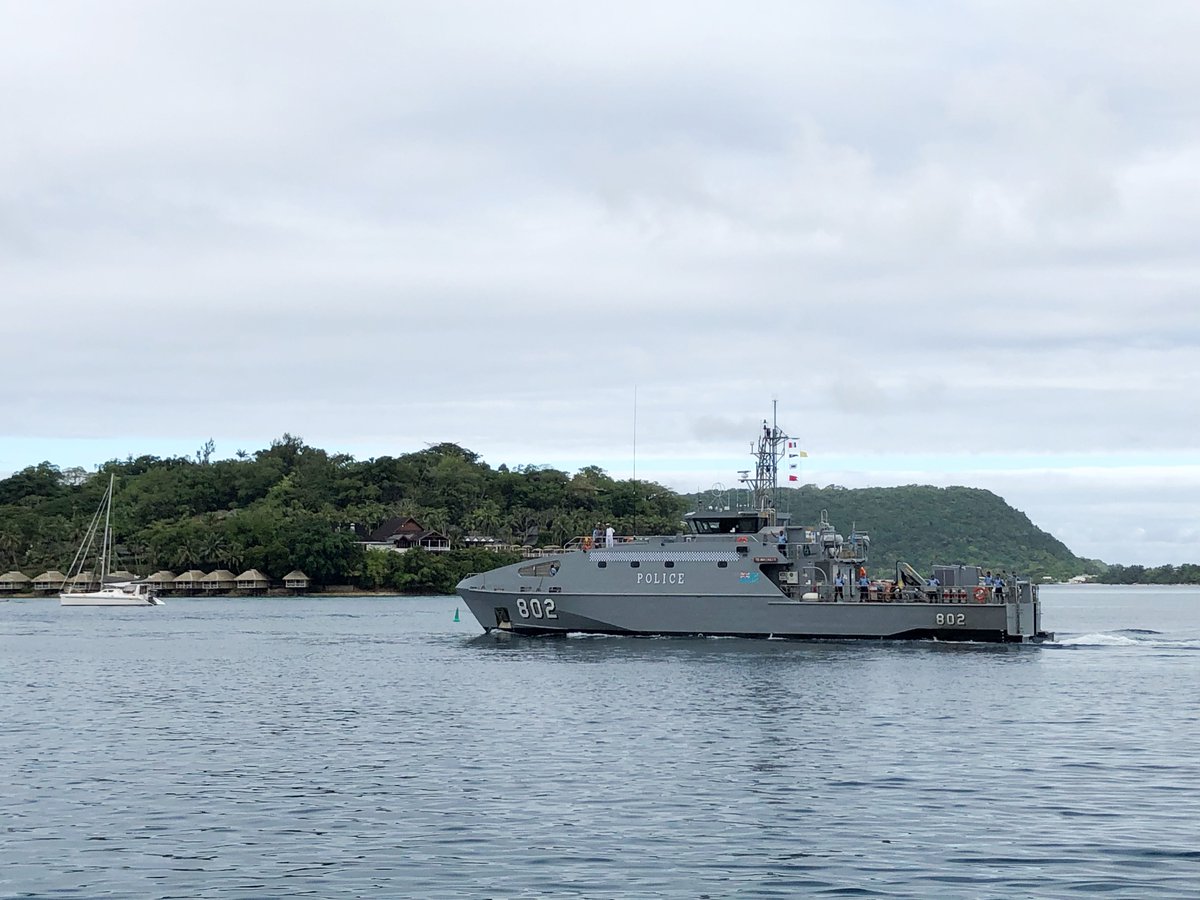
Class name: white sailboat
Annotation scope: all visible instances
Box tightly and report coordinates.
[59,474,163,607]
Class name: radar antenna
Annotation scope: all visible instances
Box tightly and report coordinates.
[737,400,792,523]
[702,483,731,512]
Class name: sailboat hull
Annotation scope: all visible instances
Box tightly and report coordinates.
[59,589,163,606]
[59,474,164,608]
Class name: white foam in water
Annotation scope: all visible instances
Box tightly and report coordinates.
[1058,632,1142,646]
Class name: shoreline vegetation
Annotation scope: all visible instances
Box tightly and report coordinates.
[0,434,1187,594]
[10,579,1200,604]
[2,587,433,599]
[6,582,1200,602]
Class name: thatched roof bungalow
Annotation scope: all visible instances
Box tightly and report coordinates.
[65,571,100,591]
[283,570,310,592]
[32,570,66,592]
[201,570,237,593]
[235,569,271,593]
[0,571,31,593]
[145,570,177,590]
[173,569,206,594]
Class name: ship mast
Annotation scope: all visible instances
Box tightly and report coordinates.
[739,400,790,524]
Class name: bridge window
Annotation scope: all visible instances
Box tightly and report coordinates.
[690,516,763,534]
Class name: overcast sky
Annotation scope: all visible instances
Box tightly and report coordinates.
[4,2,1199,566]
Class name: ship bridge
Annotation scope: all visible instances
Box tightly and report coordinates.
[684,509,791,535]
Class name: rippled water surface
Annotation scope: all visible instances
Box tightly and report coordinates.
[2,585,1199,898]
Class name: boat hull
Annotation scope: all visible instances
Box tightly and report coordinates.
[457,413,1054,644]
[457,586,1049,643]
[60,589,163,607]
[457,522,1051,644]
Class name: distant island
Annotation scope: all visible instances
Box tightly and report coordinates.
[0,434,1189,596]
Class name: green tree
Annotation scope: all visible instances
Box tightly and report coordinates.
[0,462,66,506]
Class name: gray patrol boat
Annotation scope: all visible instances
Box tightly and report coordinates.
[457,414,1052,643]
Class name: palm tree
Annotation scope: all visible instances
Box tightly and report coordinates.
[507,507,542,546]
[0,526,22,568]
[222,541,246,572]
[173,540,200,569]
[465,501,503,539]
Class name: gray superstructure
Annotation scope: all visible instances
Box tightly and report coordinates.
[456,412,1052,643]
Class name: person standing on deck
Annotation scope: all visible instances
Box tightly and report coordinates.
[605,523,615,548]
[858,573,870,601]
[834,573,845,600]
[994,573,1006,601]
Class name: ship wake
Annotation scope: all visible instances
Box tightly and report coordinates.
[1054,629,1200,650]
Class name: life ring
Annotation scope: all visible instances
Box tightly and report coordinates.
[973,586,988,603]
[735,536,748,544]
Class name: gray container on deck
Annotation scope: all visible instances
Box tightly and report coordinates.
[933,565,982,586]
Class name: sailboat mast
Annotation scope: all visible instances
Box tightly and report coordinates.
[99,473,114,581]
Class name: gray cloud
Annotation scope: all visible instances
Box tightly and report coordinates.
[3,1,1199,565]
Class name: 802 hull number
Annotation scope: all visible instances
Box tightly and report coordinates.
[516,598,558,620]
[515,603,969,627]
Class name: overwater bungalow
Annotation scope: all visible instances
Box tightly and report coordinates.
[145,570,177,593]
[173,569,206,595]
[235,569,271,594]
[65,571,101,592]
[0,571,31,594]
[201,570,237,594]
[283,570,310,593]
[32,570,66,593]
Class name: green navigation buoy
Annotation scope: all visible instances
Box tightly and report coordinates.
[453,607,460,622]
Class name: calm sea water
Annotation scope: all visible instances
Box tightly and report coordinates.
[2,585,1198,899]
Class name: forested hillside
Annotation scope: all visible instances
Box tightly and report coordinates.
[0,436,1111,592]
[0,436,686,594]
[760,484,1099,582]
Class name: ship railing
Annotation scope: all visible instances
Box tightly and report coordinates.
[523,545,572,558]
[567,534,636,551]
[811,581,1031,604]
[926,585,1029,604]
[929,586,988,604]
